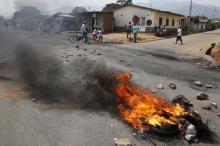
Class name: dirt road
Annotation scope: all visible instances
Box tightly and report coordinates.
[0,30,220,146]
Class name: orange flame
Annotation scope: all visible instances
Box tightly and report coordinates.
[114,72,187,130]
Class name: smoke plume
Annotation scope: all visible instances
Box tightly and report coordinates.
[13,41,118,111]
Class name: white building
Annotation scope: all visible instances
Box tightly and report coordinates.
[113,4,184,32]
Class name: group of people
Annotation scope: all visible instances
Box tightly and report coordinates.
[80,22,103,44]
[92,27,103,43]
[125,21,139,43]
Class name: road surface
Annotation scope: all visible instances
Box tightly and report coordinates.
[0,30,220,146]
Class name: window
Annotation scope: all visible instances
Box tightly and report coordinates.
[172,19,175,26]
[159,17,163,26]
[166,18,169,26]
[146,19,152,26]
[141,17,146,26]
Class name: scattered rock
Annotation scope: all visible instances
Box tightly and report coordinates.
[78,54,82,57]
[205,84,213,89]
[114,138,132,146]
[132,133,137,136]
[65,60,69,62]
[194,81,203,87]
[84,49,87,51]
[197,92,209,100]
[169,82,177,89]
[217,112,220,117]
[32,98,37,102]
[65,75,69,79]
[97,53,102,56]
[120,60,124,63]
[157,83,164,90]
[202,104,212,110]
[75,45,79,48]
[211,102,218,109]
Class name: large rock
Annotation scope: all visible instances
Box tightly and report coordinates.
[197,93,209,100]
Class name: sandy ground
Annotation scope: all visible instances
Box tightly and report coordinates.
[0,29,220,146]
[117,29,220,58]
[103,32,163,43]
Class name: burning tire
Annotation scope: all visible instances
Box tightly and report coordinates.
[151,124,180,136]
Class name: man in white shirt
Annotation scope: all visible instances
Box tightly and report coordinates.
[175,27,183,45]
[80,22,87,43]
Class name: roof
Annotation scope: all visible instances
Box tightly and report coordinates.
[82,11,113,14]
[115,4,185,17]
[199,18,209,23]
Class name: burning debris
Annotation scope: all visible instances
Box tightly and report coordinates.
[114,72,187,131]
[95,71,215,143]
[12,41,215,144]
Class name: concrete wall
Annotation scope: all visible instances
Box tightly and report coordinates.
[154,11,182,28]
[114,5,183,32]
[114,6,155,32]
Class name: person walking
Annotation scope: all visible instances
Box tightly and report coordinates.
[98,28,103,43]
[126,21,132,39]
[175,27,183,45]
[80,22,88,43]
[132,24,139,43]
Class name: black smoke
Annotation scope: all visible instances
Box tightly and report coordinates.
[14,41,118,111]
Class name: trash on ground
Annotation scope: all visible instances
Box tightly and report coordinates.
[114,138,132,146]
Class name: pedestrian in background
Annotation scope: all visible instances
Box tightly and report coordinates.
[92,27,98,42]
[80,22,88,43]
[126,21,132,39]
[132,24,139,43]
[98,28,103,43]
[175,27,183,45]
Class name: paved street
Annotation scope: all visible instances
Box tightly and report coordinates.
[119,29,220,58]
[0,30,220,146]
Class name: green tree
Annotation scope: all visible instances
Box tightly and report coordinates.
[102,3,121,12]
[116,0,133,5]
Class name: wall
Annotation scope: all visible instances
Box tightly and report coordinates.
[154,12,182,28]
[114,6,155,32]
[103,13,113,33]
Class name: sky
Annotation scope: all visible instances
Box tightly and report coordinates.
[0,0,220,18]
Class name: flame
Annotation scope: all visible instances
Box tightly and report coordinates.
[114,72,187,130]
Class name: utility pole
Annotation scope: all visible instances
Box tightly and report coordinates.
[149,0,152,8]
[213,6,217,20]
[188,0,193,31]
